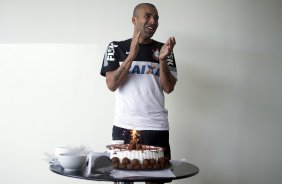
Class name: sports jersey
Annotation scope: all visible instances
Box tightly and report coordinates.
[100,39,177,130]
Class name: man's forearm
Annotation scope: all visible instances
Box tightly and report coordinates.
[106,58,133,91]
[159,59,177,94]
[113,66,126,82]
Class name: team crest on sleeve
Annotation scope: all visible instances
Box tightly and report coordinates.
[152,49,160,61]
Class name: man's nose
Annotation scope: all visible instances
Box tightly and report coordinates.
[149,17,157,25]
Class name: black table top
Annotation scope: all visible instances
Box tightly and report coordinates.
[50,161,199,182]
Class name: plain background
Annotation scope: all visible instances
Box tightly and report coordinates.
[0,0,281,184]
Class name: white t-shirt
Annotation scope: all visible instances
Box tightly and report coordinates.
[101,39,177,130]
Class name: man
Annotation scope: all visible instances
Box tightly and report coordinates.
[100,3,177,183]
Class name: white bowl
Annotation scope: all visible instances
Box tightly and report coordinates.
[58,153,87,171]
[54,146,72,157]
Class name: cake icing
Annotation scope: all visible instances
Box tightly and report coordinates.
[107,144,164,163]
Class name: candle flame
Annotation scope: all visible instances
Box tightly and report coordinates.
[131,129,137,138]
[131,129,139,143]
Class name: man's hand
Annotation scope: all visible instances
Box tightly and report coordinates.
[159,37,176,61]
[128,31,141,61]
[159,37,177,94]
[105,31,141,92]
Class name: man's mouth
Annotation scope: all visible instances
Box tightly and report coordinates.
[145,26,155,32]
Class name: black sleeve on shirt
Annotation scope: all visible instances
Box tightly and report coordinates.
[100,42,120,77]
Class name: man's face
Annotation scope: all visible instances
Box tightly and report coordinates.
[133,5,159,40]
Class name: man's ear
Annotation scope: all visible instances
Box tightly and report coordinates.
[132,16,136,25]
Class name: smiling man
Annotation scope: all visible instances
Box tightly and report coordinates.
[100,3,177,183]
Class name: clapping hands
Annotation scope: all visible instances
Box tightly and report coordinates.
[159,37,176,61]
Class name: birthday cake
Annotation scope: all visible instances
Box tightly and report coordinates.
[106,130,170,170]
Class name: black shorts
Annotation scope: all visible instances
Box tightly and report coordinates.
[112,125,171,159]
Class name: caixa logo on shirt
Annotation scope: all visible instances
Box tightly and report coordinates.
[129,64,160,76]
[107,42,118,61]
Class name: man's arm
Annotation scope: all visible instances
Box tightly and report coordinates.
[159,37,177,94]
[105,57,133,92]
[105,32,140,92]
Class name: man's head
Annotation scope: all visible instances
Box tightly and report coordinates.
[132,3,159,42]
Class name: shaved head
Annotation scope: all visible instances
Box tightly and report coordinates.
[133,3,157,17]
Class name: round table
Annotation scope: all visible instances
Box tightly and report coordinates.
[50,161,199,183]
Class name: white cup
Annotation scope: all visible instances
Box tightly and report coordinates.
[54,146,72,157]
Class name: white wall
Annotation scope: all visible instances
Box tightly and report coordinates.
[0,0,281,184]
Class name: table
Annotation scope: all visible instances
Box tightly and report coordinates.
[50,161,199,183]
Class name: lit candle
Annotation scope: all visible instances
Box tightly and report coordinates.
[130,129,139,148]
